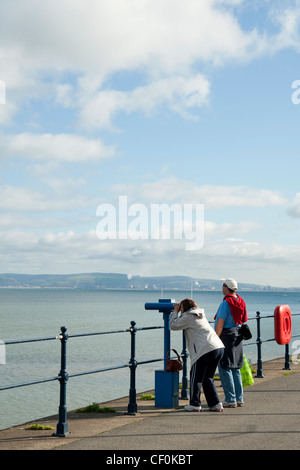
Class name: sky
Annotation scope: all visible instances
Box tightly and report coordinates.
[1,0,300,287]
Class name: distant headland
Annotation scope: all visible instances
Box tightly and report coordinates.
[0,273,296,291]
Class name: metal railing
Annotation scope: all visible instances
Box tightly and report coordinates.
[1,310,300,437]
[243,311,300,377]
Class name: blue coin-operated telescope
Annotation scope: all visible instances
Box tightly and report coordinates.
[145,298,179,408]
[144,300,175,313]
[145,299,175,369]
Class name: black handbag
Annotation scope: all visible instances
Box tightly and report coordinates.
[166,349,183,372]
[239,323,252,340]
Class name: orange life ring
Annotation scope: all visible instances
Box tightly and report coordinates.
[274,305,292,345]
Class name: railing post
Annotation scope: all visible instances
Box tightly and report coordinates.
[180,330,189,399]
[53,326,70,437]
[127,321,138,415]
[255,312,264,378]
[163,311,171,370]
[283,343,291,370]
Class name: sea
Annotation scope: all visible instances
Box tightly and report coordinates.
[0,288,300,430]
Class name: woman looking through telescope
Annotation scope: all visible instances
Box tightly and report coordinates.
[170,298,224,412]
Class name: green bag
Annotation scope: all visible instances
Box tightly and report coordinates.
[240,354,254,387]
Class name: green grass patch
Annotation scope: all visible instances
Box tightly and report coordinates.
[140,393,155,400]
[76,402,116,413]
[26,423,54,431]
[247,359,257,375]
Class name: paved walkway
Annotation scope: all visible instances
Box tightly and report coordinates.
[0,358,299,451]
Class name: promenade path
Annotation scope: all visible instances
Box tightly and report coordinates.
[0,358,299,451]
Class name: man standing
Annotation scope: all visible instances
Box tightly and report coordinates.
[215,278,247,407]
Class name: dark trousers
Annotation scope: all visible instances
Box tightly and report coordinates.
[190,348,224,408]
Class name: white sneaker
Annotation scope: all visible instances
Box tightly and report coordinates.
[222,401,237,408]
[209,402,224,412]
[184,405,202,412]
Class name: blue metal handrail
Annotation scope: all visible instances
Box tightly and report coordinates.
[0,325,164,391]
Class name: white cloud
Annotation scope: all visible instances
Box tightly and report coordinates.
[190,185,287,209]
[204,220,259,236]
[0,133,116,162]
[0,186,54,212]
[0,100,17,126]
[0,0,260,77]
[287,193,300,218]
[0,174,289,278]
[202,236,300,267]
[1,0,299,127]
[0,184,94,212]
[119,177,287,209]
[0,0,300,285]
[268,2,300,52]
[78,75,210,130]
[0,212,78,230]
[0,227,299,286]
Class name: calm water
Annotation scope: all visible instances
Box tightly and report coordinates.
[1,288,300,430]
